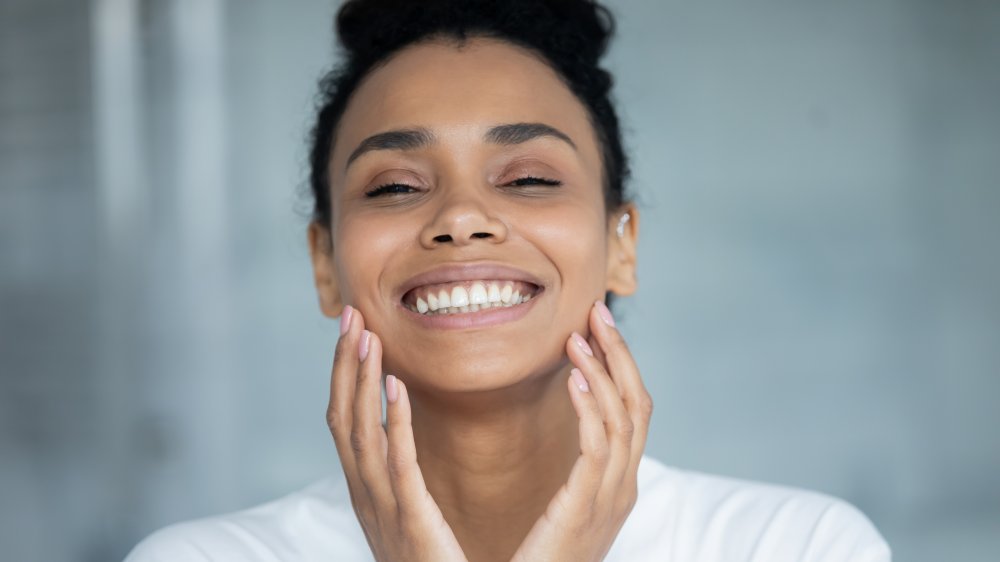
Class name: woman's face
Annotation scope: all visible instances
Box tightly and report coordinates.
[311,38,636,394]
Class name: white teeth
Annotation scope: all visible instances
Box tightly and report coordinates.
[469,282,488,305]
[487,283,501,303]
[451,286,470,308]
[410,281,538,315]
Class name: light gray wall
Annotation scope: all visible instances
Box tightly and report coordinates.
[1,0,997,560]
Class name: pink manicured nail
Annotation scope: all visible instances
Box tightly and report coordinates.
[595,300,615,327]
[358,330,371,361]
[571,332,594,356]
[385,374,399,403]
[340,305,353,336]
[571,368,590,392]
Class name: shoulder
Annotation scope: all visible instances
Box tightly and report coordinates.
[125,475,370,562]
[609,456,891,562]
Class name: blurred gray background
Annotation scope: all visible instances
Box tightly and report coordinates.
[2,0,998,560]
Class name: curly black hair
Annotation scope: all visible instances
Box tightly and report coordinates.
[307,0,629,230]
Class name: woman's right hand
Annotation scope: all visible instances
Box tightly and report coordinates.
[327,305,468,562]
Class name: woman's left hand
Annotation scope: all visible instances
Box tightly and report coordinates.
[511,300,653,562]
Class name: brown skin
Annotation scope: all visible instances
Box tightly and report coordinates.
[309,38,648,562]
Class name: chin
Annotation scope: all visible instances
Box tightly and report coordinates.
[382,341,567,395]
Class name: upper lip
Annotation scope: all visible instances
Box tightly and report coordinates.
[396,262,544,300]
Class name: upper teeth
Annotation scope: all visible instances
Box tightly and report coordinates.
[406,281,535,315]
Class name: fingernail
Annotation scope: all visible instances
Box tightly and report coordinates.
[358,330,371,361]
[595,300,615,327]
[572,332,594,357]
[385,374,399,403]
[340,305,353,336]
[571,368,590,392]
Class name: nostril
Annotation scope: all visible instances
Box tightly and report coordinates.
[471,232,492,239]
[433,234,453,243]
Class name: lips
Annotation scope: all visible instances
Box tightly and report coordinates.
[397,264,544,317]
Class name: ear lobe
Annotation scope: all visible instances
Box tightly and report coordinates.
[606,205,639,296]
[307,222,345,318]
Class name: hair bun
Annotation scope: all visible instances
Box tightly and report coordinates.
[336,0,422,57]
[335,0,614,66]
[544,0,614,63]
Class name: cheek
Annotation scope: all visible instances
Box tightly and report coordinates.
[526,203,609,324]
[333,213,410,312]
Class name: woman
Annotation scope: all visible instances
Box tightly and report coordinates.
[128,1,891,560]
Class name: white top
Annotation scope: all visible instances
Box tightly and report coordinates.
[126,456,891,561]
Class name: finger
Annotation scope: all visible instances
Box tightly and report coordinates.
[351,331,395,510]
[562,367,608,508]
[385,377,435,518]
[327,306,375,524]
[588,301,646,403]
[328,306,365,476]
[567,332,633,488]
[588,333,608,370]
[589,301,653,470]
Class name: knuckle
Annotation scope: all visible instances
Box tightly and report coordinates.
[590,441,611,465]
[615,419,635,441]
[326,408,348,435]
[385,415,403,431]
[386,448,410,474]
[349,429,367,456]
[639,394,654,418]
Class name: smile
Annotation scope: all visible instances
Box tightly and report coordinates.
[402,280,541,316]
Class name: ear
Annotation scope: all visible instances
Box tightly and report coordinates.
[307,222,345,318]
[605,204,639,296]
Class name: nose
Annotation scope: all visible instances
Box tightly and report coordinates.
[419,191,509,248]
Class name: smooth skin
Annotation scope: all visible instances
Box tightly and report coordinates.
[309,38,650,562]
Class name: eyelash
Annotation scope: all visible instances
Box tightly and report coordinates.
[364,183,416,197]
[507,176,562,188]
[364,176,562,198]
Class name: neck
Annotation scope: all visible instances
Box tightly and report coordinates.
[409,366,579,562]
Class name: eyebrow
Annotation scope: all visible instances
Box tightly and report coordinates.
[346,128,434,168]
[344,122,577,168]
[485,122,577,150]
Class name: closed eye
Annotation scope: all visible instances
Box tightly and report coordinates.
[505,176,562,187]
[365,183,419,197]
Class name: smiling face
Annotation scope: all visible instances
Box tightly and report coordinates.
[310,37,637,394]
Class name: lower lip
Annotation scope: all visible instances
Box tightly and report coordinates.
[398,292,542,330]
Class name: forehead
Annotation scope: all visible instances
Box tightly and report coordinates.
[331,37,602,174]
